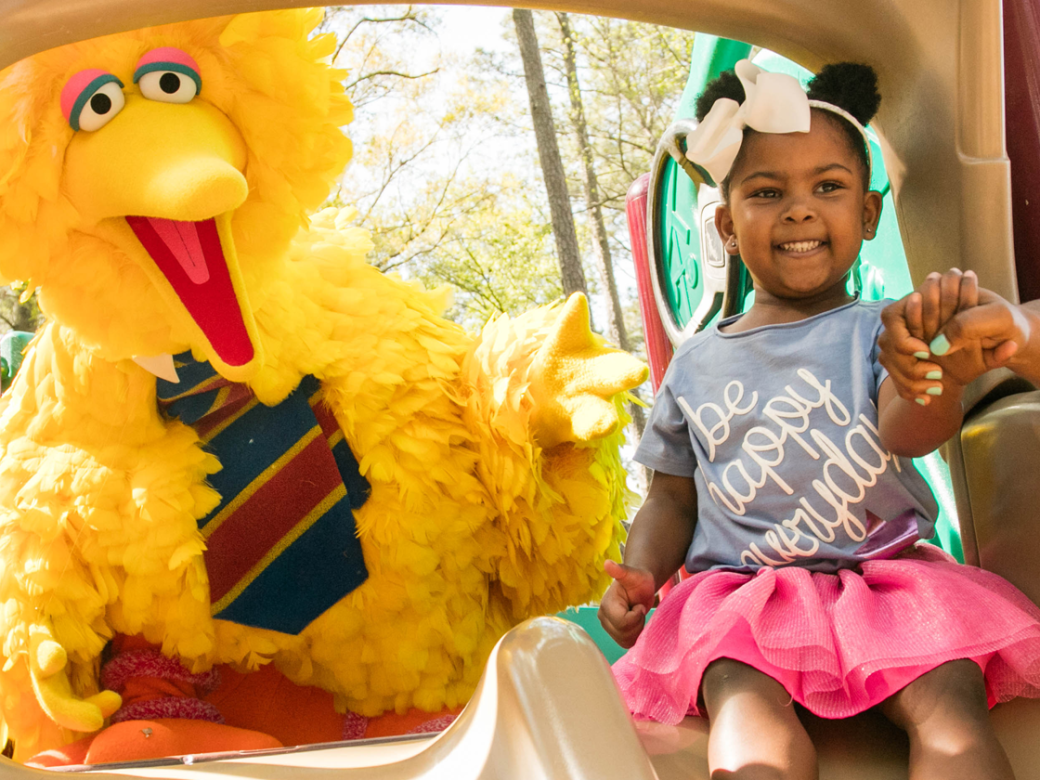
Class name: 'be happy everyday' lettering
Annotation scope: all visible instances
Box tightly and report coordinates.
[675,369,901,567]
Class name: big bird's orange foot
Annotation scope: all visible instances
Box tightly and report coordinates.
[26,720,283,768]
[528,294,649,449]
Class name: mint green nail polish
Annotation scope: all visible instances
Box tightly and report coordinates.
[914,351,929,360]
[926,386,943,396]
[930,334,951,356]
[925,370,942,380]
[916,398,927,406]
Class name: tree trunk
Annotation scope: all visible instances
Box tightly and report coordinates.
[556,12,646,454]
[11,299,37,332]
[556,13,626,350]
[512,8,587,298]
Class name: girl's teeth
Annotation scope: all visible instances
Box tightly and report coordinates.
[780,240,822,252]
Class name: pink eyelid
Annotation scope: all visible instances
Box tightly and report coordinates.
[61,69,111,122]
[134,47,200,75]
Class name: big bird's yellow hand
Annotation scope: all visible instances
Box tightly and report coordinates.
[528,294,649,449]
[28,626,121,733]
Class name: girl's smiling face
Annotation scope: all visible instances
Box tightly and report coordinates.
[715,113,883,311]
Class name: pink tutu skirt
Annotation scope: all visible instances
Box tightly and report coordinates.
[613,545,1040,722]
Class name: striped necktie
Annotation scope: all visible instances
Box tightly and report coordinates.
[156,354,369,635]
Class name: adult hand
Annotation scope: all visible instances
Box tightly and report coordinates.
[879,270,1010,404]
[927,286,1029,371]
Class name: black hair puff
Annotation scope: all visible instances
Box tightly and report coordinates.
[805,63,881,126]
[695,70,745,121]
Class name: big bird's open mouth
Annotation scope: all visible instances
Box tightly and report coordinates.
[126,215,255,369]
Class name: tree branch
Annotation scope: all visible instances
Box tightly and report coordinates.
[346,68,440,91]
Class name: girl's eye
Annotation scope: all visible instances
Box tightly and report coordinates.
[818,181,843,193]
[751,189,780,199]
[133,47,202,104]
[61,70,126,132]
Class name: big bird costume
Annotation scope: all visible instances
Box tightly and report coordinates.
[0,9,647,765]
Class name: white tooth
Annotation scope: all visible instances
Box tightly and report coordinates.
[133,353,180,383]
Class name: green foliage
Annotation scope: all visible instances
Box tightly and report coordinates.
[410,185,563,330]
[325,6,693,354]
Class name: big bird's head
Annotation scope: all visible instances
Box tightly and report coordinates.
[0,10,353,381]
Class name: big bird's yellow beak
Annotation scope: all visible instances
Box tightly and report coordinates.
[64,95,264,382]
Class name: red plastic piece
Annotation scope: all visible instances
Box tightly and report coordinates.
[626,174,674,390]
[1004,0,1040,302]
[627,175,689,597]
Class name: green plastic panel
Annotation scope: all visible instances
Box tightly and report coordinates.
[657,36,752,331]
[0,331,32,392]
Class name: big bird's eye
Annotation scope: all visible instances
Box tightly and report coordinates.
[61,70,125,132]
[134,47,201,104]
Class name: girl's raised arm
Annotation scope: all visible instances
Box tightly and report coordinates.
[598,472,697,648]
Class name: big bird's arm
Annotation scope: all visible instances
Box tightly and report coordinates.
[460,294,648,625]
[257,213,646,720]
[0,323,220,761]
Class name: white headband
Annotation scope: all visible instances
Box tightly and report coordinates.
[685,59,873,186]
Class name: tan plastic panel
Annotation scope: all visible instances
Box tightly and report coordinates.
[0,0,1018,301]
[641,697,1040,780]
[0,618,659,780]
[1,618,1037,779]
[949,389,1040,605]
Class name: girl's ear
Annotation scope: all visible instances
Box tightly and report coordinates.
[715,203,739,255]
[862,190,883,241]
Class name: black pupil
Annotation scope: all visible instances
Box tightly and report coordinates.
[89,93,112,114]
[160,73,181,94]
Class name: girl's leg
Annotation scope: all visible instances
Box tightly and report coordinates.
[880,659,1014,780]
[701,659,818,780]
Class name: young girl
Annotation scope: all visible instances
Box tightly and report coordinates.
[601,61,1040,779]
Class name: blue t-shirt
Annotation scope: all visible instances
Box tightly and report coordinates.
[635,299,939,574]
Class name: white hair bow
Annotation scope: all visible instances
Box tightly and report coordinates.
[684,59,870,186]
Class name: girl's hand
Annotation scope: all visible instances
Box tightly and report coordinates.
[598,560,656,649]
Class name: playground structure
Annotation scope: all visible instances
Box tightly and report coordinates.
[2,0,1040,777]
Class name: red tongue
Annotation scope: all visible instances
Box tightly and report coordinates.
[147,218,210,283]
[127,216,255,368]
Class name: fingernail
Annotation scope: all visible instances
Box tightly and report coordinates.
[926,386,943,396]
[930,334,951,356]
[915,397,927,406]
[913,351,930,360]
[925,370,942,380]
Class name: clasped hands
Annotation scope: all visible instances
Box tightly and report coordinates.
[878,269,1035,406]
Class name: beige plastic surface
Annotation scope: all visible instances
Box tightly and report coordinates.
[946,388,1040,603]
[0,617,660,780]
[0,0,1019,301]
[640,697,1040,780]
[1,617,1038,779]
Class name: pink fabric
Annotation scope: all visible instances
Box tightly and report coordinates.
[408,714,457,734]
[341,712,368,741]
[111,697,223,724]
[614,545,1040,722]
[101,649,221,696]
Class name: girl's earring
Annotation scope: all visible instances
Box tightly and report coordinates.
[727,238,739,252]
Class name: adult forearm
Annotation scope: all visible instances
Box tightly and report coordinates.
[1006,300,1040,386]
